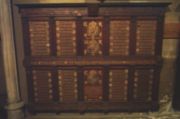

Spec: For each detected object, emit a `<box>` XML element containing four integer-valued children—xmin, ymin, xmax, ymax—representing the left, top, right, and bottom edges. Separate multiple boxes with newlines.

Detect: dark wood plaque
<box><xmin>29</xmin><ymin>21</ymin><xmax>50</xmax><ymax>56</ymax></box>
<box><xmin>58</xmin><ymin>70</ymin><xmax>78</xmax><ymax>102</ymax></box>
<box><xmin>136</xmin><ymin>19</ymin><xmax>157</xmax><ymax>55</ymax></box>
<box><xmin>109</xmin><ymin>69</ymin><xmax>129</xmax><ymax>102</ymax></box>
<box><xmin>110</xmin><ymin>20</ymin><xmax>130</xmax><ymax>56</ymax></box>
<box><xmin>133</xmin><ymin>68</ymin><xmax>154</xmax><ymax>102</ymax></box>
<box><xmin>56</xmin><ymin>20</ymin><xmax>77</xmax><ymax>56</ymax></box>
<box><xmin>31</xmin><ymin>70</ymin><xmax>53</xmax><ymax>103</ymax></box>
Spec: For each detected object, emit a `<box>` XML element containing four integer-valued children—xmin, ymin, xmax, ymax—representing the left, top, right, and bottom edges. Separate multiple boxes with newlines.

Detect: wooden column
<box><xmin>0</xmin><ymin>0</ymin><xmax>24</xmax><ymax>119</ymax></box>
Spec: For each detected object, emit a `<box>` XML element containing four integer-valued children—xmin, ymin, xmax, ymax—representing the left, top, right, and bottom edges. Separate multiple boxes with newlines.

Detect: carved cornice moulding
<box><xmin>15</xmin><ymin>0</ymin><xmax>86</xmax><ymax>4</ymax></box>
<box><xmin>87</xmin><ymin>0</ymin><xmax>171</xmax><ymax>3</ymax></box>
<box><xmin>15</xmin><ymin>0</ymin><xmax>171</xmax><ymax>4</ymax></box>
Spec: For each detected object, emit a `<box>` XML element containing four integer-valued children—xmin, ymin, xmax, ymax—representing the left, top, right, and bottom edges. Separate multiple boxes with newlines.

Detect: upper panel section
<box><xmin>19</xmin><ymin>2</ymin><xmax>169</xmax><ymax>60</ymax></box>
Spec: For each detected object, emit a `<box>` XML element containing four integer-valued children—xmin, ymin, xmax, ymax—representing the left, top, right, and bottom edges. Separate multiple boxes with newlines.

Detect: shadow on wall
<box><xmin>0</xmin><ymin>106</ymin><xmax>6</xmax><ymax>119</ymax></box>
<box><xmin>173</xmin><ymin>38</ymin><xmax>180</xmax><ymax>110</ymax></box>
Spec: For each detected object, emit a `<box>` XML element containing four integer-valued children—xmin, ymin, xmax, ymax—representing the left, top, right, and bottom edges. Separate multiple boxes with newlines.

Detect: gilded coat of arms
<box><xmin>84</xmin><ymin>21</ymin><xmax>102</xmax><ymax>56</ymax></box>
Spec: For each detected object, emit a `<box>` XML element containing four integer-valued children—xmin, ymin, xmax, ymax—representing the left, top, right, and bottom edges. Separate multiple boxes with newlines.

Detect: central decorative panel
<box><xmin>83</xmin><ymin>20</ymin><xmax>103</xmax><ymax>56</ymax></box>
<box><xmin>84</xmin><ymin>69</ymin><xmax>103</xmax><ymax>101</ymax></box>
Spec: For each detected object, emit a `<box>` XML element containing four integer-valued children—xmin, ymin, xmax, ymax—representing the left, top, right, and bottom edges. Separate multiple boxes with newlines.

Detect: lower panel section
<box><xmin>27</xmin><ymin>65</ymin><xmax>159</xmax><ymax>113</ymax></box>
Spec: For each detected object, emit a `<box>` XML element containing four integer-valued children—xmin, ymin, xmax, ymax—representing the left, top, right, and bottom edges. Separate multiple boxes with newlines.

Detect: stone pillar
<box><xmin>159</xmin><ymin>0</ymin><xmax>180</xmax><ymax>113</ymax></box>
<box><xmin>0</xmin><ymin>0</ymin><xmax>24</xmax><ymax>119</ymax></box>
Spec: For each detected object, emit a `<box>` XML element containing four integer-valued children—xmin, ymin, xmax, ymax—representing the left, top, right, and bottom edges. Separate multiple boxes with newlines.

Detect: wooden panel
<box><xmin>84</xmin><ymin>69</ymin><xmax>103</xmax><ymax>101</ymax></box>
<box><xmin>32</xmin><ymin>70</ymin><xmax>53</xmax><ymax>103</ymax></box>
<box><xmin>58</xmin><ymin>70</ymin><xmax>78</xmax><ymax>102</ymax></box>
<box><xmin>29</xmin><ymin>21</ymin><xmax>50</xmax><ymax>56</ymax></box>
<box><xmin>109</xmin><ymin>69</ymin><xmax>128</xmax><ymax>102</ymax></box>
<box><xmin>83</xmin><ymin>20</ymin><xmax>103</xmax><ymax>56</ymax></box>
<box><xmin>19</xmin><ymin>3</ymin><xmax>168</xmax><ymax>112</ymax></box>
<box><xmin>136</xmin><ymin>20</ymin><xmax>157</xmax><ymax>55</ymax></box>
<box><xmin>56</xmin><ymin>20</ymin><xmax>77</xmax><ymax>56</ymax></box>
<box><xmin>109</xmin><ymin>20</ymin><xmax>130</xmax><ymax>56</ymax></box>
<box><xmin>133</xmin><ymin>69</ymin><xmax>154</xmax><ymax>102</ymax></box>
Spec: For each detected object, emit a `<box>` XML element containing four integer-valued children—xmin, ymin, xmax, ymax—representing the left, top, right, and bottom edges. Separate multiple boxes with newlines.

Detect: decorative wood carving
<box><xmin>83</xmin><ymin>20</ymin><xmax>103</xmax><ymax>56</ymax></box>
<box><xmin>84</xmin><ymin>69</ymin><xmax>103</xmax><ymax>101</ymax></box>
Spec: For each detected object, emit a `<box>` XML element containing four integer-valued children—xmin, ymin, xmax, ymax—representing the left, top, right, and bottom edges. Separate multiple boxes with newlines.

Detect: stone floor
<box><xmin>23</xmin><ymin>100</ymin><xmax>180</xmax><ymax>119</ymax></box>
<box><xmin>26</xmin><ymin>112</ymin><xmax>180</xmax><ymax>119</ymax></box>
<box><xmin>26</xmin><ymin>99</ymin><xmax>180</xmax><ymax>119</ymax></box>
<box><xmin>1</xmin><ymin>101</ymin><xmax>180</xmax><ymax>119</ymax></box>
